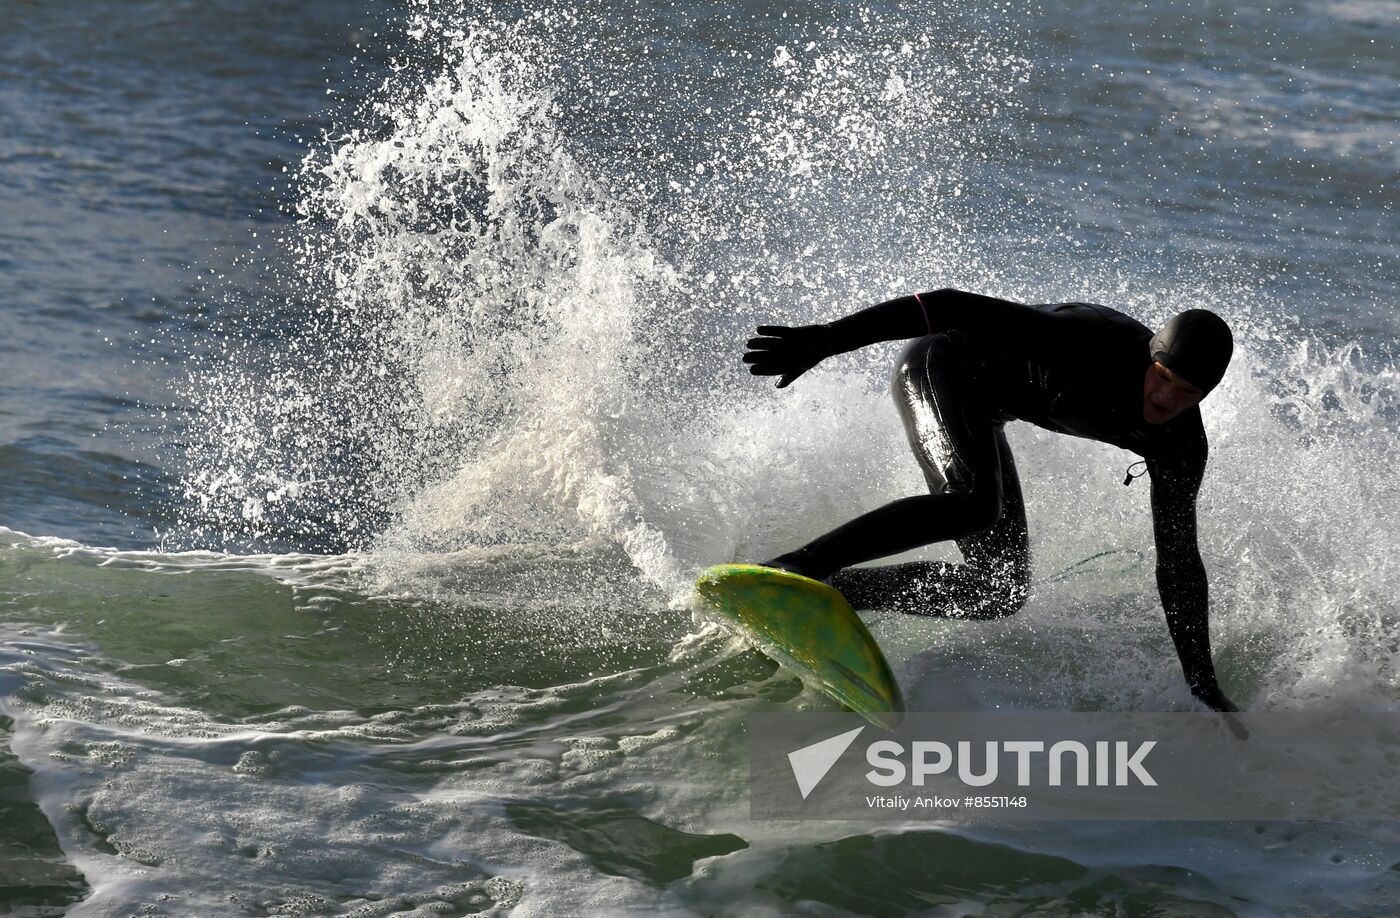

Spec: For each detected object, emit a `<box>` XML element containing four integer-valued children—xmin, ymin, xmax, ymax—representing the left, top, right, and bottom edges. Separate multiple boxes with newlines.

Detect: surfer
<box><xmin>744</xmin><ymin>288</ymin><xmax>1240</xmax><ymax>714</ymax></box>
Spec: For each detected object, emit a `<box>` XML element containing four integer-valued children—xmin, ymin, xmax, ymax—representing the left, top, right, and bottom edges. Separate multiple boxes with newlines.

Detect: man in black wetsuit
<box><xmin>743</xmin><ymin>288</ymin><xmax>1239</xmax><ymax>714</ymax></box>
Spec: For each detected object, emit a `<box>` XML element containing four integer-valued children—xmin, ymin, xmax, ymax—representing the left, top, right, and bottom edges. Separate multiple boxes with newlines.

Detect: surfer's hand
<box><xmin>1194</xmin><ymin>685</ymin><xmax>1237</xmax><ymax>713</ymax></box>
<box><xmin>1196</xmin><ymin>688</ymin><xmax>1249</xmax><ymax>739</ymax></box>
<box><xmin>1220</xmin><ymin>712</ymin><xmax>1249</xmax><ymax>740</ymax></box>
<box><xmin>743</xmin><ymin>324</ymin><xmax>835</xmax><ymax>388</ymax></box>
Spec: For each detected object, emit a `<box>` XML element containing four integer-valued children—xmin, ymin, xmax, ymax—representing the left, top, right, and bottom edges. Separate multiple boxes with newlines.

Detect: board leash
<box><xmin>1035</xmin><ymin>548</ymin><xmax>1146</xmax><ymax>585</ymax></box>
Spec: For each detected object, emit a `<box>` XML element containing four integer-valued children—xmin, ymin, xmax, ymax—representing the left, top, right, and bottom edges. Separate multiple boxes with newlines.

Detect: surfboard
<box><xmin>693</xmin><ymin>563</ymin><xmax>904</xmax><ymax>728</ymax></box>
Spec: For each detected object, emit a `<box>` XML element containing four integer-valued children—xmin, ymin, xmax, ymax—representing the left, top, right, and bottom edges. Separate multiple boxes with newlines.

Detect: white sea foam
<box><xmin>171</xmin><ymin>1</ymin><xmax>1033</xmax><ymax>592</ymax></box>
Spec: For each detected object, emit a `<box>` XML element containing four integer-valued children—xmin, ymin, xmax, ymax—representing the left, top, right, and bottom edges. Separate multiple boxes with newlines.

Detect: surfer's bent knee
<box><xmin>940</xmin><ymin>478</ymin><xmax>1004</xmax><ymax>534</ymax></box>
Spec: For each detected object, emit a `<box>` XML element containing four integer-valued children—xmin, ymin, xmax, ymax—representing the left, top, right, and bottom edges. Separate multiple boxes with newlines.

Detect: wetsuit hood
<box><xmin>1149</xmin><ymin>309</ymin><xmax>1233</xmax><ymax>394</ymax></box>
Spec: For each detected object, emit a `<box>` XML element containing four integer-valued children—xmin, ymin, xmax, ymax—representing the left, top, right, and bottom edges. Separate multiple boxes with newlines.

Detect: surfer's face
<box><xmin>1142</xmin><ymin>361</ymin><xmax>1204</xmax><ymax>425</ymax></box>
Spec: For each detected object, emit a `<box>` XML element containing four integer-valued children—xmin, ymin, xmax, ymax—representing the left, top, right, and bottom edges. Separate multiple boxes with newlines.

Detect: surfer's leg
<box><xmin>767</xmin><ymin>333</ymin><xmax>1008</xmax><ymax>583</ymax></box>
<box><xmin>832</xmin><ymin>426</ymin><xmax>1031</xmax><ymax>618</ymax></box>
<box><xmin>952</xmin><ymin>425</ymin><xmax>1031</xmax><ymax>615</ymax></box>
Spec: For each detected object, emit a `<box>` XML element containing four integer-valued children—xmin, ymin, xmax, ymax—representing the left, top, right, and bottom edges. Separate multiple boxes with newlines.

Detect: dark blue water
<box><xmin>0</xmin><ymin>0</ymin><xmax>395</xmax><ymax>544</ymax></box>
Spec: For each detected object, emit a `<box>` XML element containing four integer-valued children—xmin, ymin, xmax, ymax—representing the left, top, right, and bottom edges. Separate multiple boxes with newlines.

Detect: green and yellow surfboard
<box><xmin>693</xmin><ymin>563</ymin><xmax>904</xmax><ymax>728</ymax></box>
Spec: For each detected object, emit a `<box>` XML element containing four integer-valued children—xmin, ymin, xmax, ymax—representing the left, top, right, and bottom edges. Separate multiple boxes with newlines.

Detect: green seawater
<box><xmin>6</xmin><ymin>532</ymin><xmax>1400</xmax><ymax>916</ymax></box>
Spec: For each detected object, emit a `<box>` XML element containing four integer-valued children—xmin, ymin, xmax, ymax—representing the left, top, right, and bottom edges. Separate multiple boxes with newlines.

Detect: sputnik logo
<box><xmin>787</xmin><ymin>726</ymin><xmax>865</xmax><ymax>799</ymax></box>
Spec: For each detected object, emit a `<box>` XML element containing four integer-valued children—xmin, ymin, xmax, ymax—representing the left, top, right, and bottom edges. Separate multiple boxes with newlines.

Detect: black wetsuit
<box><xmin>765</xmin><ymin>288</ymin><xmax>1223</xmax><ymax>705</ymax></box>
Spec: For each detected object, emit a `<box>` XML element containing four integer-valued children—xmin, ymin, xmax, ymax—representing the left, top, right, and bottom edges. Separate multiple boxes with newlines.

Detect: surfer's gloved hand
<box><xmin>1193</xmin><ymin>685</ymin><xmax>1248</xmax><ymax>738</ymax></box>
<box><xmin>1196</xmin><ymin>688</ymin><xmax>1238</xmax><ymax>713</ymax></box>
<box><xmin>743</xmin><ymin>323</ymin><xmax>838</xmax><ymax>388</ymax></box>
<box><xmin>1188</xmin><ymin>674</ymin><xmax>1237</xmax><ymax>714</ymax></box>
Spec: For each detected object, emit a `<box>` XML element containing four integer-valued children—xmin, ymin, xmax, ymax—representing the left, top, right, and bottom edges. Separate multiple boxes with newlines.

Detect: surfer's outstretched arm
<box><xmin>1148</xmin><ymin>447</ymin><xmax>1236</xmax><ymax>713</ymax></box>
<box><xmin>744</xmin><ymin>288</ymin><xmax>1042</xmax><ymax>387</ymax></box>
